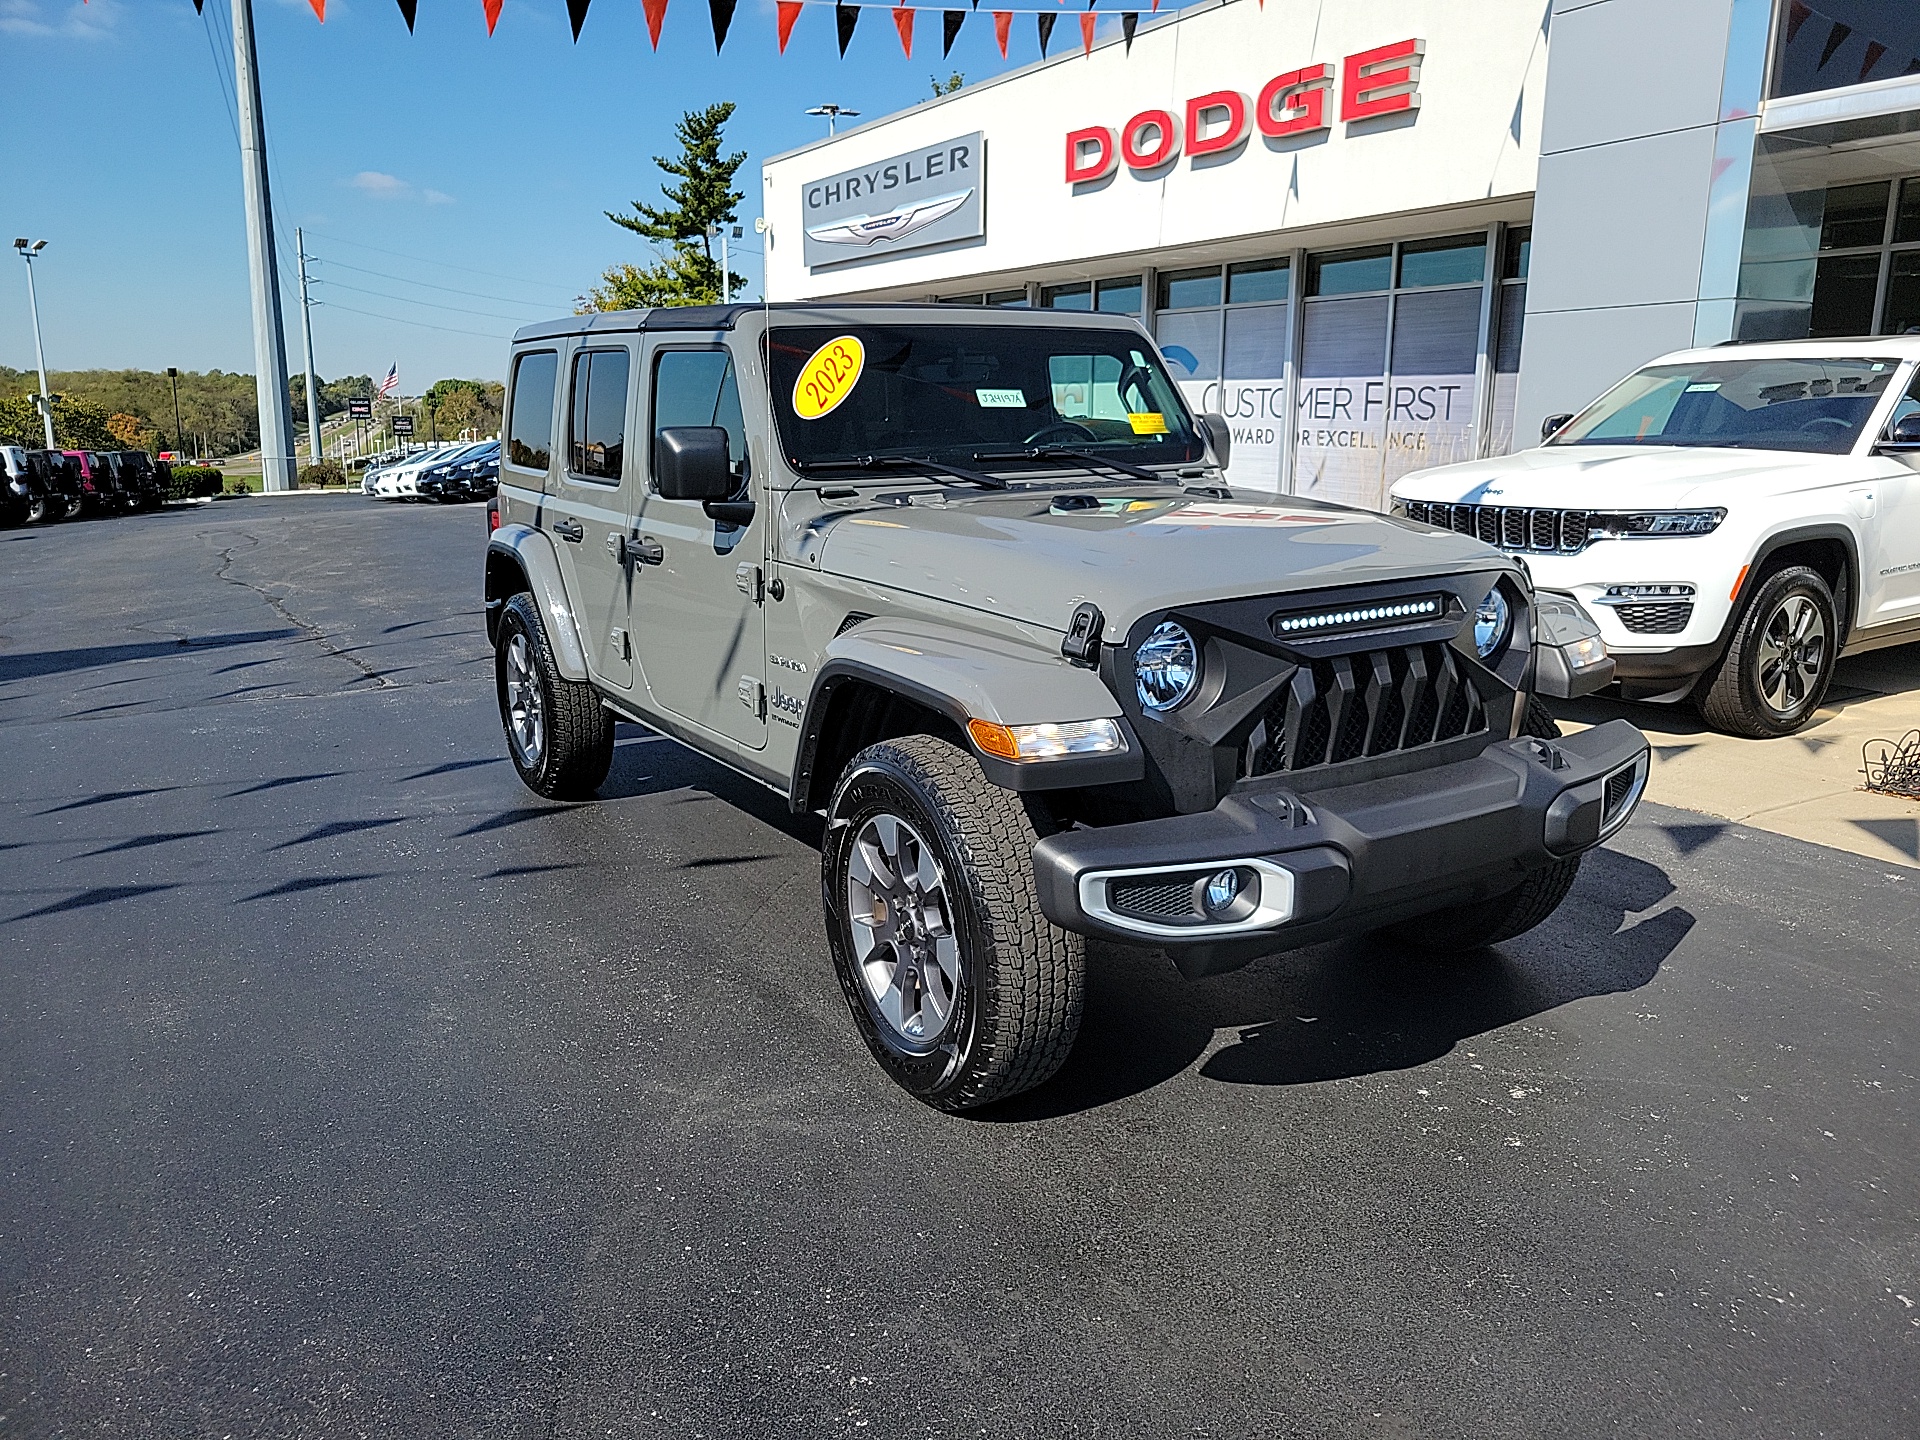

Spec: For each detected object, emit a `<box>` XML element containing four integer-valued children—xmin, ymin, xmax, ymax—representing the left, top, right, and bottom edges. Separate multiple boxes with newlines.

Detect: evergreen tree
<box><xmin>593</xmin><ymin>102</ymin><xmax>747</xmax><ymax>309</ymax></box>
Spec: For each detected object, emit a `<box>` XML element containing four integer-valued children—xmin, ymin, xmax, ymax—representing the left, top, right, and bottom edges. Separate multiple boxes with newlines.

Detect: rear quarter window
<box><xmin>507</xmin><ymin>350</ymin><xmax>559</xmax><ymax>473</ymax></box>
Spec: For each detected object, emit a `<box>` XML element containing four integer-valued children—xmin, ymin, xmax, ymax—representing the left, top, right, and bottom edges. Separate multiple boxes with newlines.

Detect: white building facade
<box><xmin>762</xmin><ymin>0</ymin><xmax>1920</xmax><ymax>507</ymax></box>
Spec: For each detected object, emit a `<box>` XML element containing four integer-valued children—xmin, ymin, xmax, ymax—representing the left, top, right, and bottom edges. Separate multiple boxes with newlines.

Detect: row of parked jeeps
<box><xmin>0</xmin><ymin>445</ymin><xmax>212</xmax><ymax>526</ymax></box>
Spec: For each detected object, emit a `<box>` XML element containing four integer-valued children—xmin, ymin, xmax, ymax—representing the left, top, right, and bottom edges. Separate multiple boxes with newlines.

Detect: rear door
<box><xmin>550</xmin><ymin>340</ymin><xmax>639</xmax><ymax>690</ymax></box>
<box><xmin>630</xmin><ymin>339</ymin><xmax>768</xmax><ymax>751</ymax></box>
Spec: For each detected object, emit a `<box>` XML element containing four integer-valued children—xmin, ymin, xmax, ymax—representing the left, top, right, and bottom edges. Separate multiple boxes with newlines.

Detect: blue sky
<box><xmin>0</xmin><ymin>0</ymin><xmax>1056</xmax><ymax>388</ymax></box>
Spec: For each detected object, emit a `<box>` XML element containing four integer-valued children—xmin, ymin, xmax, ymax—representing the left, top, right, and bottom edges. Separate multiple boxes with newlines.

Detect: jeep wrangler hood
<box><xmin>811</xmin><ymin>490</ymin><xmax>1509</xmax><ymax>636</ymax></box>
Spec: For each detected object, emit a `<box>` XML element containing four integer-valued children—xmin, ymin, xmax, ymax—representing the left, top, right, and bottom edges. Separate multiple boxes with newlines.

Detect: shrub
<box><xmin>165</xmin><ymin>465</ymin><xmax>224</xmax><ymax>500</ymax></box>
<box><xmin>297</xmin><ymin>460</ymin><xmax>347</xmax><ymax>489</ymax></box>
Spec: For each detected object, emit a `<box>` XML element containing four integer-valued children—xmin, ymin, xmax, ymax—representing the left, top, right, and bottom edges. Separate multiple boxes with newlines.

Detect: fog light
<box><xmin>1203</xmin><ymin>869</ymin><xmax>1240</xmax><ymax>913</ymax></box>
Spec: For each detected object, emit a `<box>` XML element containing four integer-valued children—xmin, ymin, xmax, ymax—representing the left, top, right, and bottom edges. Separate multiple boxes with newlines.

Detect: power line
<box><xmin>312</xmin><ymin>277</ymin><xmax>548</xmax><ymax>323</ymax></box>
<box><xmin>308</xmin><ymin>257</ymin><xmax>553</xmax><ymax>311</ymax></box>
<box><xmin>300</xmin><ymin>229</ymin><xmax>580</xmax><ymax>298</ymax></box>
<box><xmin>314</xmin><ymin>300</ymin><xmax>517</xmax><ymax>341</ymax></box>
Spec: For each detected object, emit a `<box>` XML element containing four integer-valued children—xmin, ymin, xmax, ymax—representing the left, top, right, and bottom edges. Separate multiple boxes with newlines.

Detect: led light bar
<box><xmin>1272</xmin><ymin>595</ymin><xmax>1442</xmax><ymax>635</ymax></box>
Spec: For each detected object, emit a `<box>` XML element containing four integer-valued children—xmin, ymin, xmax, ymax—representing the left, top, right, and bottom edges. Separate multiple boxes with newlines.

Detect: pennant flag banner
<box><xmin>892</xmin><ymin>2</ymin><xmax>914</xmax><ymax>57</ymax></box>
<box><xmin>308</xmin><ymin>0</ymin><xmax>326</xmax><ymax>20</ymax></box>
<box><xmin>709</xmin><ymin>0</ymin><xmax>737</xmax><ymax>47</ymax></box>
<box><xmin>641</xmin><ymin>0</ymin><xmax>668</xmax><ymax>45</ymax></box>
<box><xmin>396</xmin><ymin>0</ymin><xmax>417</xmax><ymax>31</ymax></box>
<box><xmin>993</xmin><ymin>8</ymin><xmax>1011</xmax><ymax>56</ymax></box>
<box><xmin>484</xmin><ymin>0</ymin><xmax>504</xmax><ymax>33</ymax></box>
<box><xmin>777</xmin><ymin>0</ymin><xmax>803</xmax><ymax>50</ymax></box>
<box><xmin>1036</xmin><ymin>9</ymin><xmax>1054</xmax><ymax>55</ymax></box>
<box><xmin>1078</xmin><ymin>4</ymin><xmax>1094</xmax><ymax>54</ymax></box>
<box><xmin>943</xmin><ymin>7</ymin><xmax>964</xmax><ymax>57</ymax></box>
<box><xmin>1121</xmin><ymin>9</ymin><xmax>1136</xmax><ymax>49</ymax></box>
<box><xmin>836</xmin><ymin>0</ymin><xmax>859</xmax><ymax>55</ymax></box>
<box><xmin>567</xmin><ymin>0</ymin><xmax>590</xmax><ymax>40</ymax></box>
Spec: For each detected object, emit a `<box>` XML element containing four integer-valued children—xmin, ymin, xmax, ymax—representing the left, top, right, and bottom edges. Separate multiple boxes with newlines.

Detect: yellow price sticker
<box><xmin>792</xmin><ymin>335</ymin><xmax>866</xmax><ymax>420</ymax></box>
<box><xmin>1128</xmin><ymin>412</ymin><xmax>1169</xmax><ymax>435</ymax></box>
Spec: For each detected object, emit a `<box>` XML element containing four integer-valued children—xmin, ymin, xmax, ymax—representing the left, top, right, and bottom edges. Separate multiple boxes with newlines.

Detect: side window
<box><xmin>506</xmin><ymin>350</ymin><xmax>558</xmax><ymax>471</ymax></box>
<box><xmin>1893</xmin><ymin>368</ymin><xmax>1920</xmax><ymax>429</ymax></box>
<box><xmin>567</xmin><ymin>348</ymin><xmax>631</xmax><ymax>482</ymax></box>
<box><xmin>651</xmin><ymin>349</ymin><xmax>748</xmax><ymax>488</ymax></box>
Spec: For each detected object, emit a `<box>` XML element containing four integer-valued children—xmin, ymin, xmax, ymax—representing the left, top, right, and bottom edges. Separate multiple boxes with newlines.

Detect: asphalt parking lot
<box><xmin>3</xmin><ymin>499</ymin><xmax>1916</xmax><ymax>1438</ymax></box>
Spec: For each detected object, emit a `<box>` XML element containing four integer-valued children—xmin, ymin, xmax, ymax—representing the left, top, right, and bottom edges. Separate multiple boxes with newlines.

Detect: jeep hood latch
<box><xmin>1061</xmin><ymin>602</ymin><xmax>1104</xmax><ymax>666</ymax></box>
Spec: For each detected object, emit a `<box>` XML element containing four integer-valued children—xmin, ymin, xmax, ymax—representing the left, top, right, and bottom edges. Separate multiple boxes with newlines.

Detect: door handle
<box><xmin>623</xmin><ymin>535</ymin><xmax>664</xmax><ymax>566</ymax></box>
<box><xmin>552</xmin><ymin>518</ymin><xmax>584</xmax><ymax>542</ymax></box>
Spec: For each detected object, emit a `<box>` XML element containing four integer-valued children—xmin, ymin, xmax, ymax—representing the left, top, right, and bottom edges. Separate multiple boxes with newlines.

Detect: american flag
<box><xmin>377</xmin><ymin>364</ymin><xmax>399</xmax><ymax>399</ymax></box>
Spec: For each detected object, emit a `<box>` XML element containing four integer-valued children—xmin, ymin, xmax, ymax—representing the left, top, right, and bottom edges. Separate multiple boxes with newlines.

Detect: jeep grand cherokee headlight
<box><xmin>1473</xmin><ymin>587</ymin><xmax>1513</xmax><ymax>658</ymax></box>
<box><xmin>1136</xmin><ymin>621</ymin><xmax>1199</xmax><ymax>711</ymax></box>
<box><xmin>1590</xmin><ymin>509</ymin><xmax>1726</xmax><ymax>538</ymax></box>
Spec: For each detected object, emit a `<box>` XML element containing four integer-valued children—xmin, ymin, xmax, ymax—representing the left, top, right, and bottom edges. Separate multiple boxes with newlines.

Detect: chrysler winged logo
<box><xmin>806</xmin><ymin>189</ymin><xmax>974</xmax><ymax>248</ymax></box>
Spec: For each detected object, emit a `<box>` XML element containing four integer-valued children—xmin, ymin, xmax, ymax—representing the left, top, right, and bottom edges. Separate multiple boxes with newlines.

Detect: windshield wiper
<box><xmin>798</xmin><ymin>454</ymin><xmax>1008</xmax><ymax>490</ymax></box>
<box><xmin>970</xmin><ymin>446</ymin><xmax>1168</xmax><ymax>484</ymax></box>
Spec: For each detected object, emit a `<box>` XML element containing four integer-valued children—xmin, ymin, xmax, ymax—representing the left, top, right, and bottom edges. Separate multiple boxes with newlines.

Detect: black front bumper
<box><xmin>1031</xmin><ymin>719</ymin><xmax>1649</xmax><ymax>976</ymax></box>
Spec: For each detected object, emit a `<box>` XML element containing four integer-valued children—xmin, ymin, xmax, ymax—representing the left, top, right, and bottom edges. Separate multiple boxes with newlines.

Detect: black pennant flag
<box><xmin>567</xmin><ymin>0</ymin><xmax>592</xmax><ymax>40</ymax></box>
<box><xmin>395</xmin><ymin>0</ymin><xmax>417</xmax><ymax>30</ymax></box>
<box><xmin>1818</xmin><ymin>21</ymin><xmax>1852</xmax><ymax>70</ymax></box>
<box><xmin>943</xmin><ymin>9</ymin><xmax>964</xmax><ymax>56</ymax></box>
<box><xmin>1036</xmin><ymin>10</ymin><xmax>1055</xmax><ymax>56</ymax></box>
<box><xmin>193</xmin><ymin>0</ymin><xmax>204</xmax><ymax>11</ymax></box>
<box><xmin>836</xmin><ymin>1</ymin><xmax>859</xmax><ymax>55</ymax></box>
<box><xmin>1121</xmin><ymin>10</ymin><xmax>1137</xmax><ymax>51</ymax></box>
<box><xmin>710</xmin><ymin>0</ymin><xmax>738</xmax><ymax>50</ymax></box>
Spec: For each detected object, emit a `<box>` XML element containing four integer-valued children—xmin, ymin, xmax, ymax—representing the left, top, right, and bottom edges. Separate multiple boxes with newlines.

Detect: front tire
<box><xmin>1696</xmin><ymin>565</ymin><xmax>1837</xmax><ymax>738</ymax></box>
<box><xmin>822</xmin><ymin>735</ymin><xmax>1084</xmax><ymax>1112</ymax></box>
<box><xmin>494</xmin><ymin>592</ymin><xmax>613</xmax><ymax>800</ymax></box>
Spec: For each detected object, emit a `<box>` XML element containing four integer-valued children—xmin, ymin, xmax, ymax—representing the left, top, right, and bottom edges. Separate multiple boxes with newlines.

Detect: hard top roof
<box><xmin>510</xmin><ymin>301</ymin><xmax>1148</xmax><ymax>345</ymax></box>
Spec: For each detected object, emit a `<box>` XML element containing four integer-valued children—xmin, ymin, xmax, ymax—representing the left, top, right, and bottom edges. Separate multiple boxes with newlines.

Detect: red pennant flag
<box><xmin>1079</xmin><ymin>7</ymin><xmax>1094</xmax><ymax>54</ymax></box>
<box><xmin>483</xmin><ymin>0</ymin><xmax>503</xmax><ymax>33</ymax></box>
<box><xmin>642</xmin><ymin>0</ymin><xmax>667</xmax><ymax>47</ymax></box>
<box><xmin>308</xmin><ymin>0</ymin><xmax>326</xmax><ymax>20</ymax></box>
<box><xmin>893</xmin><ymin>3</ymin><xmax>913</xmax><ymax>57</ymax></box>
<box><xmin>1150</xmin><ymin>0</ymin><xmax>1159</xmax><ymax>11</ymax></box>
<box><xmin>777</xmin><ymin>0</ymin><xmax>802</xmax><ymax>51</ymax></box>
<box><xmin>993</xmin><ymin>9</ymin><xmax>1010</xmax><ymax>57</ymax></box>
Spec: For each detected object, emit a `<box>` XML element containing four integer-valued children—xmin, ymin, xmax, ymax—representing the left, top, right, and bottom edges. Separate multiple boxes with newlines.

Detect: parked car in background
<box><xmin>378</xmin><ymin>441</ymin><xmax>490</xmax><ymax>500</ymax></box>
<box><xmin>106</xmin><ymin>451</ymin><xmax>168</xmax><ymax>511</ymax></box>
<box><xmin>418</xmin><ymin>440</ymin><xmax>500</xmax><ymax>503</ymax></box>
<box><xmin>1</xmin><ymin>445</ymin><xmax>39</xmax><ymax>526</ymax></box>
<box><xmin>62</xmin><ymin>451</ymin><xmax>121</xmax><ymax>517</ymax></box>
<box><xmin>1391</xmin><ymin>338</ymin><xmax>1920</xmax><ymax>737</ymax></box>
<box><xmin>29</xmin><ymin>450</ymin><xmax>86</xmax><ymax>521</ymax></box>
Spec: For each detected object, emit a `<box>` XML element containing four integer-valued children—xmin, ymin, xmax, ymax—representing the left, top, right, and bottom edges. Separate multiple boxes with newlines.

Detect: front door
<box><xmin>550</xmin><ymin>339</ymin><xmax>637</xmax><ymax>689</ymax></box>
<box><xmin>1858</xmin><ymin>368</ymin><xmax>1920</xmax><ymax>633</ymax></box>
<box><xmin>630</xmin><ymin>340</ymin><xmax>768</xmax><ymax>751</ymax></box>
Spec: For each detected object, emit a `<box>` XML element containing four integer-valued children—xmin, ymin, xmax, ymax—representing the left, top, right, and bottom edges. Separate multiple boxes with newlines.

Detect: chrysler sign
<box><xmin>802</xmin><ymin>132</ymin><xmax>985</xmax><ymax>269</ymax></box>
<box><xmin>1066</xmin><ymin>39</ymin><xmax>1424</xmax><ymax>185</ymax></box>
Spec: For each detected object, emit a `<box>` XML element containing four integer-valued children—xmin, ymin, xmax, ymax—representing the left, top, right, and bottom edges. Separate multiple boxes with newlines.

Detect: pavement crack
<box><xmin>212</xmin><ymin>534</ymin><xmax>395</xmax><ymax>690</ymax></box>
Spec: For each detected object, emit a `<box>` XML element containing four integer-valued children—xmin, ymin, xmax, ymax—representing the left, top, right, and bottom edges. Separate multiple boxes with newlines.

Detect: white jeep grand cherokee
<box><xmin>1391</xmin><ymin>339</ymin><xmax>1920</xmax><ymax>737</ymax></box>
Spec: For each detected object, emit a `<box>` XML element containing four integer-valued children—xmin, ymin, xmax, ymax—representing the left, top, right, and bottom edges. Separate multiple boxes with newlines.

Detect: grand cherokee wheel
<box><xmin>1379</xmin><ymin>695</ymin><xmax>1582</xmax><ymax>954</ymax></box>
<box><xmin>494</xmin><ymin>591</ymin><xmax>614</xmax><ymax>800</ymax></box>
<box><xmin>822</xmin><ymin>735</ymin><xmax>1084</xmax><ymax>1111</ymax></box>
<box><xmin>1696</xmin><ymin>565</ymin><xmax>1837</xmax><ymax>738</ymax></box>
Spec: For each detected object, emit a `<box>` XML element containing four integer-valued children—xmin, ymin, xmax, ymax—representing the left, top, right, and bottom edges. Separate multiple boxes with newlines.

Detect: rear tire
<box><xmin>1696</xmin><ymin>565</ymin><xmax>1837</xmax><ymax>738</ymax></box>
<box><xmin>1379</xmin><ymin>691</ymin><xmax>1580</xmax><ymax>954</ymax></box>
<box><xmin>494</xmin><ymin>592</ymin><xmax>613</xmax><ymax>800</ymax></box>
<box><xmin>822</xmin><ymin>735</ymin><xmax>1084</xmax><ymax>1111</ymax></box>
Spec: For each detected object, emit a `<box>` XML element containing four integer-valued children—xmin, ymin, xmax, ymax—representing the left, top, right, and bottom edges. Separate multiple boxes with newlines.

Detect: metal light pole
<box><xmin>805</xmin><ymin>103</ymin><xmax>859</xmax><ymax>136</ymax></box>
<box><xmin>295</xmin><ymin>227</ymin><xmax>321</xmax><ymax>466</ymax></box>
<box><xmin>230</xmin><ymin>0</ymin><xmax>296</xmax><ymax>492</ymax></box>
<box><xmin>705</xmin><ymin>222</ymin><xmax>744</xmax><ymax>304</ymax></box>
<box><xmin>13</xmin><ymin>239</ymin><xmax>56</xmax><ymax>450</ymax></box>
<box><xmin>167</xmin><ymin>367</ymin><xmax>183</xmax><ymax>457</ymax></box>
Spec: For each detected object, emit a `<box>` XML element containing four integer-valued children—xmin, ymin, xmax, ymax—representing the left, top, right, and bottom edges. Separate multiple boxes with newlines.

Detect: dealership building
<box><xmin>762</xmin><ymin>0</ymin><xmax>1920</xmax><ymax>506</ymax></box>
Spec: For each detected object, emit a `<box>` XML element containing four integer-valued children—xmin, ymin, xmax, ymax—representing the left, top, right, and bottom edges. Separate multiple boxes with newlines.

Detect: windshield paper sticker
<box><xmin>1128</xmin><ymin>412</ymin><xmax>1169</xmax><ymax>434</ymax></box>
<box><xmin>793</xmin><ymin>336</ymin><xmax>866</xmax><ymax>420</ymax></box>
<box><xmin>975</xmin><ymin>388</ymin><xmax>1026</xmax><ymax>408</ymax></box>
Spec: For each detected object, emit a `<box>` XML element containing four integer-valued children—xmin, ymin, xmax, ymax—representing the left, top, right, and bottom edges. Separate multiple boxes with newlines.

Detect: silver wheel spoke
<box><xmin>842</xmin><ymin>810</ymin><xmax>961</xmax><ymax>1046</ymax></box>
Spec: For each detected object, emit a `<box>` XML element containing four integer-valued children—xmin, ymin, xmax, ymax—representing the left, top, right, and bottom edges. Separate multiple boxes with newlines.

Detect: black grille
<box><xmin>1603</xmin><ymin>764</ymin><xmax>1640</xmax><ymax>823</ymax></box>
<box><xmin>1614</xmin><ymin>601</ymin><xmax>1692</xmax><ymax>634</ymax></box>
<box><xmin>1109</xmin><ymin>878</ymin><xmax>1198</xmax><ymax>922</ymax></box>
<box><xmin>1244</xmin><ymin>642</ymin><xmax>1489</xmax><ymax>777</ymax></box>
<box><xmin>1404</xmin><ymin>500</ymin><xmax>1593</xmax><ymax>554</ymax></box>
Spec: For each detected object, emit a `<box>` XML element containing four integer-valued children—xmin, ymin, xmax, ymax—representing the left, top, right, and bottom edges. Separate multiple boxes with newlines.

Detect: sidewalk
<box><xmin>1555</xmin><ymin>644</ymin><xmax>1920</xmax><ymax>871</ymax></box>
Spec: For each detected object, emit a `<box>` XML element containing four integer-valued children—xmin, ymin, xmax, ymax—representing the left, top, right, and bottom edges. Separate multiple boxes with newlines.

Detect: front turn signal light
<box><xmin>968</xmin><ymin>717</ymin><xmax>1124</xmax><ymax>762</ymax></box>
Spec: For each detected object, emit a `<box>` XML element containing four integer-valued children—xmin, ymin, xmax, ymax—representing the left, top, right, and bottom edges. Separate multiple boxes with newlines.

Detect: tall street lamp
<box><xmin>805</xmin><ymin>103</ymin><xmax>859</xmax><ymax>137</ymax></box>
<box><xmin>13</xmin><ymin>239</ymin><xmax>56</xmax><ymax>450</ymax></box>
<box><xmin>167</xmin><ymin>367</ymin><xmax>183</xmax><ymax>459</ymax></box>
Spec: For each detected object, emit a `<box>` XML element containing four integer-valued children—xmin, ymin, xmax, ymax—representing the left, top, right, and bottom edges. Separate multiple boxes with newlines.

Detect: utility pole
<box><xmin>230</xmin><ymin>0</ymin><xmax>296</xmax><ymax>492</ymax></box>
<box><xmin>13</xmin><ymin>239</ymin><xmax>56</xmax><ymax>450</ymax></box>
<box><xmin>167</xmin><ymin>367</ymin><xmax>183</xmax><ymax>457</ymax></box>
<box><xmin>295</xmin><ymin>227</ymin><xmax>321</xmax><ymax>466</ymax></box>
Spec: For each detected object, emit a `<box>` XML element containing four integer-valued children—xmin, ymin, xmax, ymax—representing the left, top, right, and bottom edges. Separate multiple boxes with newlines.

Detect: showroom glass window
<box><xmin>506</xmin><ymin>350</ymin><xmax>558</xmax><ymax>472</ymax></box>
<box><xmin>1040</xmin><ymin>277</ymin><xmax>1141</xmax><ymax>314</ymax></box>
<box><xmin>567</xmin><ymin>349</ymin><xmax>631</xmax><ymax>481</ymax></box>
<box><xmin>1770</xmin><ymin>1</ymin><xmax>1920</xmax><ymax>99</ymax></box>
<box><xmin>1490</xmin><ymin>228</ymin><xmax>1530</xmax><ymax>453</ymax></box>
<box><xmin>1801</xmin><ymin>178</ymin><xmax>1920</xmax><ymax>338</ymax></box>
<box><xmin>1150</xmin><ymin>259</ymin><xmax>1293</xmax><ymax>491</ymax></box>
<box><xmin>1298</xmin><ymin>233</ymin><xmax>1488</xmax><ymax>512</ymax></box>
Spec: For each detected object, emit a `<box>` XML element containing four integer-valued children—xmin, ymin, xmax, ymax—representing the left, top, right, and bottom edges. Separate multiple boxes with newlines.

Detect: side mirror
<box><xmin>654</xmin><ymin>426</ymin><xmax>733</xmax><ymax>501</ymax></box>
<box><xmin>1198</xmin><ymin>412</ymin><xmax>1232</xmax><ymax>469</ymax></box>
<box><xmin>1876</xmin><ymin>411</ymin><xmax>1920</xmax><ymax>450</ymax></box>
<box><xmin>1541</xmin><ymin>412</ymin><xmax>1574</xmax><ymax>442</ymax></box>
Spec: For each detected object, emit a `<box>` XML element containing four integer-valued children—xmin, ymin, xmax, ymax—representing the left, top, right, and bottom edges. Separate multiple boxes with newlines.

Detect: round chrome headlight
<box><xmin>1472</xmin><ymin>586</ymin><xmax>1513</xmax><ymax>658</ymax></box>
<box><xmin>1135</xmin><ymin>621</ymin><xmax>1199</xmax><ymax>711</ymax></box>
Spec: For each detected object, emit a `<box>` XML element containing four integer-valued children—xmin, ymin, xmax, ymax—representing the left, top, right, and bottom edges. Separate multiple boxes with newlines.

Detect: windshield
<box><xmin>1551</xmin><ymin>357</ymin><xmax>1902</xmax><ymax>455</ymax></box>
<box><xmin>766</xmin><ymin>324</ymin><xmax>1204</xmax><ymax>472</ymax></box>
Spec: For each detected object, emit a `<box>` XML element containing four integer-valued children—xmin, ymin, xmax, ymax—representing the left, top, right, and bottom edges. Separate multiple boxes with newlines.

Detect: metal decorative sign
<box><xmin>392</xmin><ymin>415</ymin><xmax>415</xmax><ymax>437</ymax></box>
<box><xmin>801</xmin><ymin>132</ymin><xmax>985</xmax><ymax>270</ymax></box>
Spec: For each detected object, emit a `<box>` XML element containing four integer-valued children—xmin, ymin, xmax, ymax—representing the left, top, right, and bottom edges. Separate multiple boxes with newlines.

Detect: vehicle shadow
<box><xmin>985</xmin><ymin>845</ymin><xmax>1690</xmax><ymax>1120</ymax></box>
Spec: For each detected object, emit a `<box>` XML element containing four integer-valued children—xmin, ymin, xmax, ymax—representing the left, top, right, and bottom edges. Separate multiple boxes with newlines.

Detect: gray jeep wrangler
<box><xmin>484</xmin><ymin>303</ymin><xmax>1647</xmax><ymax>1111</ymax></box>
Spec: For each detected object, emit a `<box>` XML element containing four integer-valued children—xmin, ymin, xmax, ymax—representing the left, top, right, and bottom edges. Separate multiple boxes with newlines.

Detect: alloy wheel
<box><xmin>1755</xmin><ymin>593</ymin><xmax>1827</xmax><ymax>715</ymax></box>
<box><xmin>844</xmin><ymin>812</ymin><xmax>962</xmax><ymax>1046</ymax></box>
<box><xmin>503</xmin><ymin>631</ymin><xmax>546</xmax><ymax>768</ymax></box>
